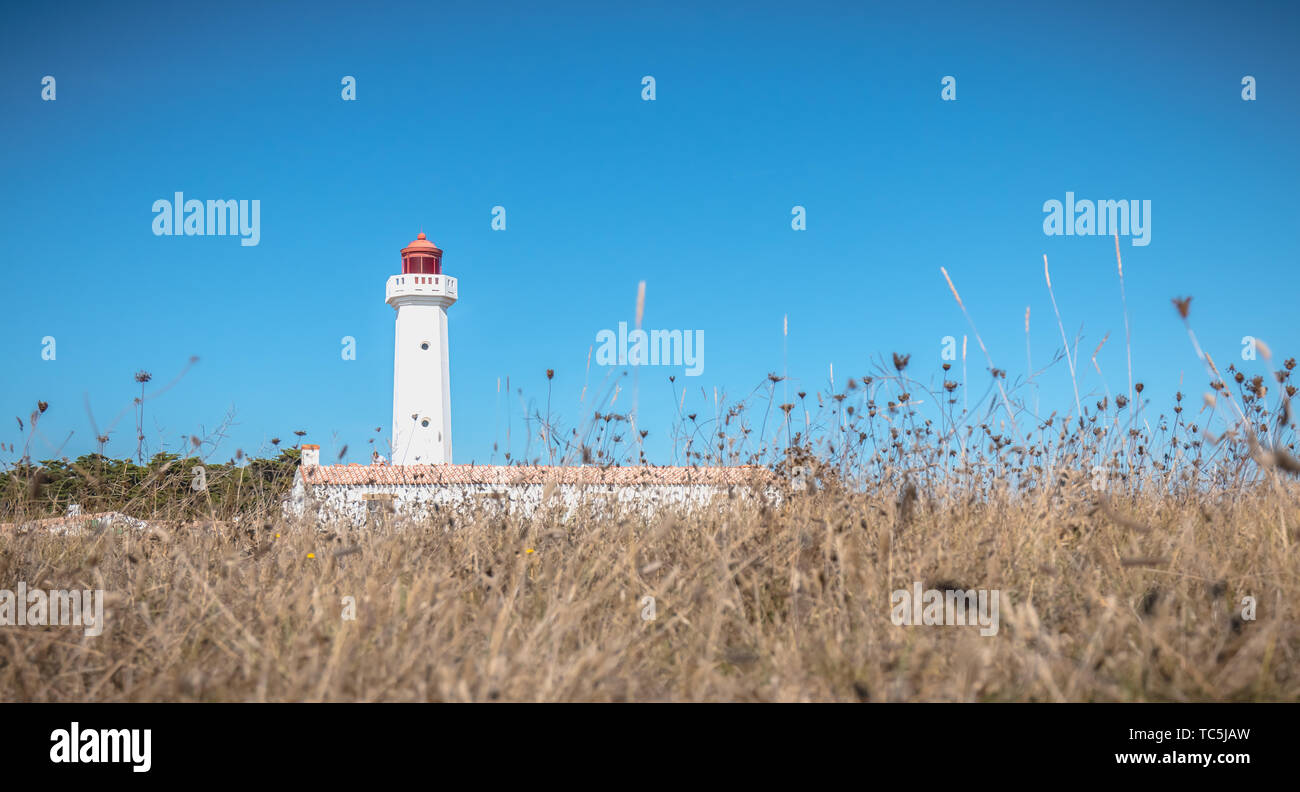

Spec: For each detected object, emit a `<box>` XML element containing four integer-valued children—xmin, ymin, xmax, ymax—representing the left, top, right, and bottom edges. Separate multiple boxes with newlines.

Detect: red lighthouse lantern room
<box><xmin>401</xmin><ymin>232</ymin><xmax>443</xmax><ymax>275</ymax></box>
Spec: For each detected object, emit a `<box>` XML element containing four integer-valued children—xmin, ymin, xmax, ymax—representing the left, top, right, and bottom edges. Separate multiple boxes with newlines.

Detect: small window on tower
<box><xmin>420</xmin><ymin>342</ymin><xmax>429</xmax><ymax>350</ymax></box>
<box><xmin>421</xmin><ymin>419</ymin><xmax>430</xmax><ymax>428</ymax></box>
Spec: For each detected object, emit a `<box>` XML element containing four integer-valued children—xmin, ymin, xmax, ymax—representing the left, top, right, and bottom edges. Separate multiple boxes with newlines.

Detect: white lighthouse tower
<box><xmin>387</xmin><ymin>232</ymin><xmax>458</xmax><ymax>464</ymax></box>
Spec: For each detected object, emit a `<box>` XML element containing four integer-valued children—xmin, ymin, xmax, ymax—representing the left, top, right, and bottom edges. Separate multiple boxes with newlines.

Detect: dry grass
<box><xmin>1</xmin><ymin>471</ymin><xmax>1297</xmax><ymax>701</ymax></box>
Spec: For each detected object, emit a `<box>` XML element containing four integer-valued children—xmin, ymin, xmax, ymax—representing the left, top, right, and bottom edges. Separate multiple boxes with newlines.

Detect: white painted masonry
<box><xmin>387</xmin><ymin>236</ymin><xmax>457</xmax><ymax>464</ymax></box>
<box><xmin>285</xmin><ymin>464</ymin><xmax>779</xmax><ymax>526</ymax></box>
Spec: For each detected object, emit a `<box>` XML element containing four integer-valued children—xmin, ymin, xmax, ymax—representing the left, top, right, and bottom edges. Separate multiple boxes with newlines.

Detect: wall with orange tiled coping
<box><xmin>283</xmin><ymin>465</ymin><xmax>782</xmax><ymax>527</ymax></box>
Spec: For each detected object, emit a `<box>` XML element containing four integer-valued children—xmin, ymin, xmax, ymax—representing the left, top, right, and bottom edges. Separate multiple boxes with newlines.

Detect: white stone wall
<box><xmin>284</xmin><ymin>471</ymin><xmax>780</xmax><ymax>528</ymax></box>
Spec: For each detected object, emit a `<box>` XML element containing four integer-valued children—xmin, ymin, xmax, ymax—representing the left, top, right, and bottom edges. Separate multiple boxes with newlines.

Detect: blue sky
<box><xmin>2</xmin><ymin>0</ymin><xmax>1297</xmax><ymax>466</ymax></box>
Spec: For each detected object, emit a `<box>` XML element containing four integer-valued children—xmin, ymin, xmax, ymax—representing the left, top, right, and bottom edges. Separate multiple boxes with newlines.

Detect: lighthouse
<box><xmin>283</xmin><ymin>228</ymin><xmax>779</xmax><ymax>526</ymax></box>
<box><xmin>387</xmin><ymin>232</ymin><xmax>458</xmax><ymax>464</ymax></box>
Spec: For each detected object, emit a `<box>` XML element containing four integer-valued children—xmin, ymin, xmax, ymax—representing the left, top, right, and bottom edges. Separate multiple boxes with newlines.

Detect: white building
<box><xmin>285</xmin><ymin>462</ymin><xmax>777</xmax><ymax>526</ymax></box>
<box><xmin>286</xmin><ymin>232</ymin><xmax>778</xmax><ymax>526</ymax></box>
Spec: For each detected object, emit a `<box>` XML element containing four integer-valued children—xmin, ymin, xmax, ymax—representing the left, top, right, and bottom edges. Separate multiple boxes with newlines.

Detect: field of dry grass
<box><xmin>2</xmin><ymin>465</ymin><xmax>1297</xmax><ymax>701</ymax></box>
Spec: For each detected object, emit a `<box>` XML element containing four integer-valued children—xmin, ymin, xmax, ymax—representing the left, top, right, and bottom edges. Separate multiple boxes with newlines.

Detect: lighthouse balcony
<box><xmin>386</xmin><ymin>273</ymin><xmax>458</xmax><ymax>303</ymax></box>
